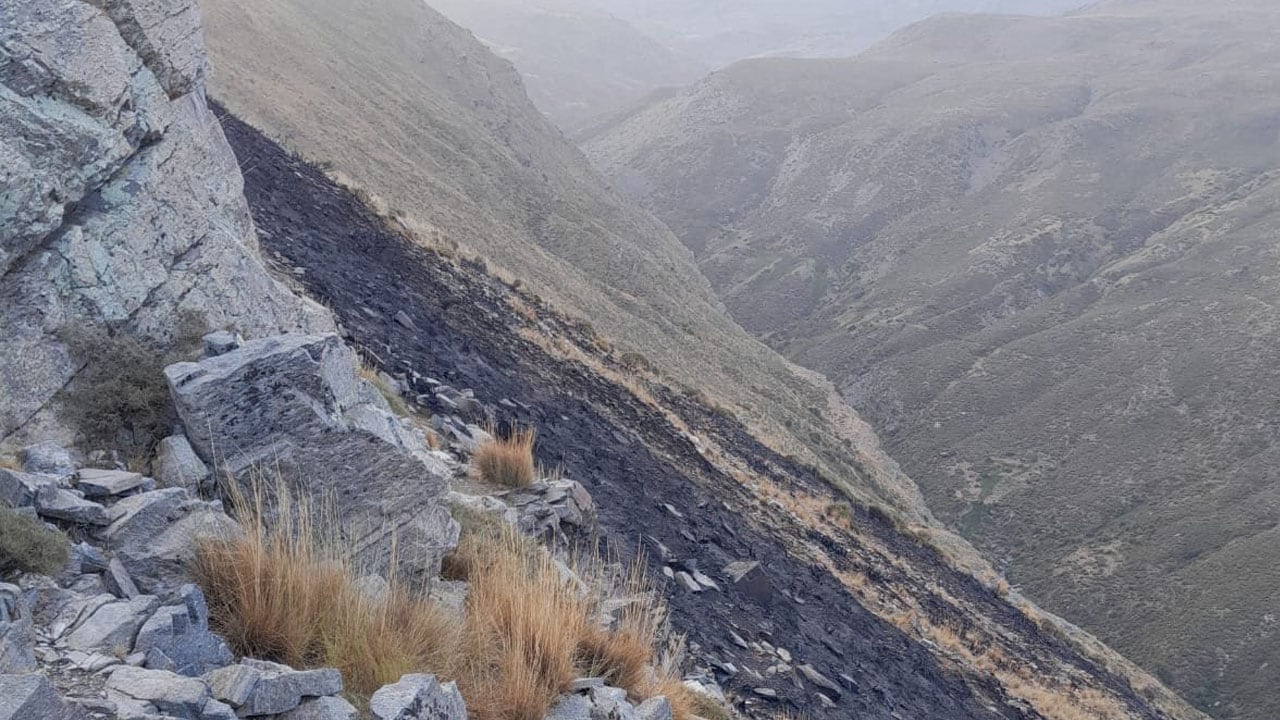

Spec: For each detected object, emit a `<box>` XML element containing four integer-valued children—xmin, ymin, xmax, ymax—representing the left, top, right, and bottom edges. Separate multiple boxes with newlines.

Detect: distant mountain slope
<box><xmin>582</xmin><ymin>0</ymin><xmax>1087</xmax><ymax>68</ymax></box>
<box><xmin>585</xmin><ymin>1</ymin><xmax>1280</xmax><ymax>717</ymax></box>
<box><xmin>429</xmin><ymin>0</ymin><xmax>705</xmax><ymax>132</ymax></box>
<box><xmin>219</xmin><ymin>104</ymin><xmax>1201</xmax><ymax>720</ymax></box>
<box><xmin>196</xmin><ymin>0</ymin><xmax>942</xmax><ymax>538</ymax></box>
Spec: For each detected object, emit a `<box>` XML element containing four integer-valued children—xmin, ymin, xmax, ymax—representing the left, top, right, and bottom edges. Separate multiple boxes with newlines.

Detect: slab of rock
<box><xmin>0</xmin><ymin>468</ymin><xmax>56</xmax><ymax>508</ymax></box>
<box><xmin>235</xmin><ymin>659</ymin><xmax>343</xmax><ymax>716</ymax></box>
<box><xmin>635</xmin><ymin>697</ymin><xmax>673</xmax><ymax>720</ymax></box>
<box><xmin>0</xmin><ymin>585</ymin><xmax>36</xmax><ymax>673</ymax></box>
<box><xmin>278</xmin><ymin>696</ymin><xmax>359</xmax><ymax>720</ymax></box>
<box><xmin>723</xmin><ymin>560</ymin><xmax>773</xmax><ymax>605</ymax></box>
<box><xmin>0</xmin><ymin>674</ymin><xmax>88</xmax><ymax>720</ymax></box>
<box><xmin>153</xmin><ymin>435</ymin><xmax>212</xmax><ymax>496</ymax></box>
<box><xmin>18</xmin><ymin>443</ymin><xmax>75</xmax><ymax>477</ymax></box>
<box><xmin>105</xmin><ymin>558</ymin><xmax>141</xmax><ymax>599</ymax></box>
<box><xmin>545</xmin><ymin>693</ymin><xmax>593</xmax><ymax>720</ymax></box>
<box><xmin>106</xmin><ymin>488</ymin><xmax>239</xmax><ymax>598</ymax></box>
<box><xmin>35</xmin><ymin>485</ymin><xmax>109</xmax><ymax>526</ymax></box>
<box><xmin>797</xmin><ymin>663</ymin><xmax>842</xmax><ymax>697</ymax></box>
<box><xmin>165</xmin><ymin>334</ymin><xmax>456</xmax><ymax>575</ymax></box>
<box><xmin>64</xmin><ymin>594</ymin><xmax>160</xmax><ymax>654</ymax></box>
<box><xmin>134</xmin><ymin>585</ymin><xmax>232</xmax><ymax>676</ymax></box>
<box><xmin>76</xmin><ymin>469</ymin><xmax>152</xmax><ymax>498</ymax></box>
<box><xmin>505</xmin><ymin>479</ymin><xmax>596</xmax><ymax>541</ymax></box>
<box><xmin>368</xmin><ymin>673</ymin><xmax>467</xmax><ymax>720</ymax></box>
<box><xmin>105</xmin><ymin>665</ymin><xmax>211</xmax><ymax>719</ymax></box>
<box><xmin>204</xmin><ymin>663</ymin><xmax>261</xmax><ymax>708</ymax></box>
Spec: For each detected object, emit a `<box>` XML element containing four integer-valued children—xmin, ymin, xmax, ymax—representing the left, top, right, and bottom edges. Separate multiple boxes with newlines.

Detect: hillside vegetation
<box><xmin>585</xmin><ymin>1</ymin><xmax>1280</xmax><ymax>717</ymax></box>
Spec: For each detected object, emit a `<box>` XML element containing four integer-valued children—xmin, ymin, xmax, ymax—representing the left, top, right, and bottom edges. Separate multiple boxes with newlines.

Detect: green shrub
<box><xmin>59</xmin><ymin>311</ymin><xmax>208</xmax><ymax>459</ymax></box>
<box><xmin>0</xmin><ymin>506</ymin><xmax>71</xmax><ymax>578</ymax></box>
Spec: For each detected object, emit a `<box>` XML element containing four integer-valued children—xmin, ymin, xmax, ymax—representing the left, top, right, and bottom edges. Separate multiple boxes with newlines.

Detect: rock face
<box><xmin>165</xmin><ymin>333</ymin><xmax>458</xmax><ymax>575</ymax></box>
<box><xmin>0</xmin><ymin>0</ymin><xmax>331</xmax><ymax>445</ymax></box>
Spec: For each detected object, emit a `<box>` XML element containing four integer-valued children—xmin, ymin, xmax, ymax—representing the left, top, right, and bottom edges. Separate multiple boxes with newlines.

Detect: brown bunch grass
<box><xmin>195</xmin><ymin>477</ymin><xmax>702</xmax><ymax>720</ymax></box>
<box><xmin>472</xmin><ymin>427</ymin><xmax>537</xmax><ymax>488</ymax></box>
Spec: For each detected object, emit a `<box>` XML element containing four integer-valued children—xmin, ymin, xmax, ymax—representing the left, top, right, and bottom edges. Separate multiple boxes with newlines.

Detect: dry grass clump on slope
<box><xmin>471</xmin><ymin>426</ymin><xmax>538</xmax><ymax>488</ymax></box>
<box><xmin>196</xmin><ymin>479</ymin><xmax>696</xmax><ymax>719</ymax></box>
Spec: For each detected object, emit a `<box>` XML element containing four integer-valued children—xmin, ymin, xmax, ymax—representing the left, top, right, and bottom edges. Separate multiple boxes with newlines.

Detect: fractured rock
<box><xmin>105</xmin><ymin>665</ymin><xmax>211</xmax><ymax>719</ymax></box>
<box><xmin>235</xmin><ymin>659</ymin><xmax>343</xmax><ymax>716</ymax></box>
<box><xmin>166</xmin><ymin>333</ymin><xmax>457</xmax><ymax>573</ymax></box>
<box><xmin>18</xmin><ymin>443</ymin><xmax>75</xmax><ymax>477</ymax></box>
<box><xmin>106</xmin><ymin>488</ymin><xmax>239</xmax><ymax>598</ymax></box>
<box><xmin>134</xmin><ymin>585</ymin><xmax>232</xmax><ymax>676</ymax></box>
<box><xmin>723</xmin><ymin>561</ymin><xmax>773</xmax><ymax>605</ymax></box>
<box><xmin>63</xmin><ymin>594</ymin><xmax>160</xmax><ymax>654</ymax></box>
<box><xmin>369</xmin><ymin>673</ymin><xmax>467</xmax><ymax>720</ymax></box>
<box><xmin>0</xmin><ymin>584</ymin><xmax>36</xmax><ymax>673</ymax></box>
<box><xmin>76</xmin><ymin>469</ymin><xmax>151</xmax><ymax>498</ymax></box>
<box><xmin>278</xmin><ymin>696</ymin><xmax>360</xmax><ymax>720</ymax></box>
<box><xmin>153</xmin><ymin>434</ymin><xmax>212</xmax><ymax>496</ymax></box>
<box><xmin>0</xmin><ymin>469</ymin><xmax>56</xmax><ymax>509</ymax></box>
<box><xmin>635</xmin><ymin>697</ymin><xmax>673</xmax><ymax>720</ymax></box>
<box><xmin>35</xmin><ymin>485</ymin><xmax>109</xmax><ymax>526</ymax></box>
<box><xmin>0</xmin><ymin>674</ymin><xmax>88</xmax><ymax>720</ymax></box>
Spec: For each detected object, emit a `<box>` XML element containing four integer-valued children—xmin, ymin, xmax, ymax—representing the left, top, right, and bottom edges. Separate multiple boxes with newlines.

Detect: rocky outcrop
<box><xmin>0</xmin><ymin>0</ymin><xmax>331</xmax><ymax>445</ymax></box>
<box><xmin>165</xmin><ymin>333</ymin><xmax>458</xmax><ymax>576</ymax></box>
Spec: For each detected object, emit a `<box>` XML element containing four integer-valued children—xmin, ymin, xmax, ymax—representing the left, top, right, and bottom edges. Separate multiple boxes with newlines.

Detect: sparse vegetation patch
<box><xmin>0</xmin><ymin>506</ymin><xmax>71</xmax><ymax>578</ymax></box>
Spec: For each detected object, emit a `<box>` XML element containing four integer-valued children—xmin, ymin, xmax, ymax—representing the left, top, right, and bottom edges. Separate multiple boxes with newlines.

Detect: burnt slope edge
<box><xmin>216</xmin><ymin>105</ymin><xmax>1185</xmax><ymax>720</ymax></box>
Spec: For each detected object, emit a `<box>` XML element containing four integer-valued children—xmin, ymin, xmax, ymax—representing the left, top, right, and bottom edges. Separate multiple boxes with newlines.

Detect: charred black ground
<box><xmin>216</xmin><ymin>104</ymin><xmax>1174</xmax><ymax>720</ymax></box>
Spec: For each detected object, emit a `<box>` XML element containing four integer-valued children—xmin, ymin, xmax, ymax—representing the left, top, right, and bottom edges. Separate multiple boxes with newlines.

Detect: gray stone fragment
<box><xmin>106</xmin><ymin>558</ymin><xmax>141</xmax><ymax>599</ymax></box>
<box><xmin>237</xmin><ymin>659</ymin><xmax>343</xmax><ymax>716</ymax></box>
<box><xmin>64</xmin><ymin>594</ymin><xmax>160</xmax><ymax>654</ymax></box>
<box><xmin>134</xmin><ymin>585</ymin><xmax>232</xmax><ymax>676</ymax></box>
<box><xmin>201</xmin><ymin>331</ymin><xmax>243</xmax><ymax>357</ymax></box>
<box><xmin>0</xmin><ymin>584</ymin><xmax>36</xmax><ymax>673</ymax></box>
<box><xmin>106</xmin><ymin>489</ymin><xmax>240</xmax><ymax>598</ymax></box>
<box><xmin>0</xmin><ymin>674</ymin><xmax>88</xmax><ymax>720</ymax></box>
<box><xmin>105</xmin><ymin>665</ymin><xmax>210</xmax><ymax>718</ymax></box>
<box><xmin>19</xmin><ymin>443</ymin><xmax>75</xmax><ymax>477</ymax></box>
<box><xmin>569</xmin><ymin>677</ymin><xmax>606</xmax><ymax>692</ymax></box>
<box><xmin>723</xmin><ymin>561</ymin><xmax>773</xmax><ymax>605</ymax></box>
<box><xmin>76</xmin><ymin>469</ymin><xmax>151</xmax><ymax>498</ymax></box>
<box><xmin>587</xmin><ymin>686</ymin><xmax>635</xmax><ymax>720</ymax></box>
<box><xmin>634</xmin><ymin>697</ymin><xmax>673</xmax><ymax>720</ymax></box>
<box><xmin>0</xmin><ymin>469</ymin><xmax>56</xmax><ymax>508</ymax></box>
<box><xmin>545</xmin><ymin>693</ymin><xmax>593</xmax><ymax>720</ymax></box>
<box><xmin>674</xmin><ymin>571</ymin><xmax>702</xmax><ymax>593</ymax></box>
<box><xmin>153</xmin><ymin>435</ymin><xmax>212</xmax><ymax>496</ymax></box>
<box><xmin>34</xmin><ymin>485</ymin><xmax>109</xmax><ymax>526</ymax></box>
<box><xmin>797</xmin><ymin>664</ymin><xmax>842</xmax><ymax>697</ymax></box>
<box><xmin>278</xmin><ymin>696</ymin><xmax>360</xmax><ymax>720</ymax></box>
<box><xmin>74</xmin><ymin>542</ymin><xmax>111</xmax><ymax>573</ymax></box>
<box><xmin>203</xmin><ymin>663</ymin><xmax>261</xmax><ymax>708</ymax></box>
<box><xmin>369</xmin><ymin>673</ymin><xmax>467</xmax><ymax>720</ymax></box>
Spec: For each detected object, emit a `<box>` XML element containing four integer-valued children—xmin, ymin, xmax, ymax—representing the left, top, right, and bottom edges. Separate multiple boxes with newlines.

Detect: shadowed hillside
<box><xmin>585</xmin><ymin>1</ymin><xmax>1280</xmax><ymax>717</ymax></box>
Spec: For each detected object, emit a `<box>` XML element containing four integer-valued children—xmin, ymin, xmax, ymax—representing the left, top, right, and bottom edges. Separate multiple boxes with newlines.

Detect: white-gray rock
<box><xmin>105</xmin><ymin>488</ymin><xmax>239</xmax><ymax>598</ymax></box>
<box><xmin>0</xmin><ymin>468</ymin><xmax>54</xmax><ymax>509</ymax></box>
<box><xmin>634</xmin><ymin>697</ymin><xmax>673</xmax><ymax>720</ymax></box>
<box><xmin>134</xmin><ymin>585</ymin><xmax>232</xmax><ymax>676</ymax></box>
<box><xmin>63</xmin><ymin>594</ymin><xmax>160</xmax><ymax>654</ymax></box>
<box><xmin>545</xmin><ymin>693</ymin><xmax>594</xmax><ymax>720</ymax></box>
<box><xmin>18</xmin><ymin>443</ymin><xmax>75</xmax><ymax>476</ymax></box>
<box><xmin>153</xmin><ymin>435</ymin><xmax>211</xmax><ymax>495</ymax></box>
<box><xmin>0</xmin><ymin>674</ymin><xmax>88</xmax><ymax>720</ymax></box>
<box><xmin>105</xmin><ymin>665</ymin><xmax>211</xmax><ymax>719</ymax></box>
<box><xmin>277</xmin><ymin>696</ymin><xmax>360</xmax><ymax>720</ymax></box>
<box><xmin>35</xmin><ymin>484</ymin><xmax>109</xmax><ymax>526</ymax></box>
<box><xmin>369</xmin><ymin>673</ymin><xmax>467</xmax><ymax>720</ymax></box>
<box><xmin>0</xmin><ymin>0</ymin><xmax>332</xmax><ymax>444</ymax></box>
<box><xmin>236</xmin><ymin>659</ymin><xmax>343</xmax><ymax>716</ymax></box>
<box><xmin>203</xmin><ymin>663</ymin><xmax>261</xmax><ymax>708</ymax></box>
<box><xmin>166</xmin><ymin>334</ymin><xmax>457</xmax><ymax>576</ymax></box>
<box><xmin>76</xmin><ymin>468</ymin><xmax>151</xmax><ymax>498</ymax></box>
<box><xmin>0</xmin><ymin>585</ymin><xmax>36</xmax><ymax>673</ymax></box>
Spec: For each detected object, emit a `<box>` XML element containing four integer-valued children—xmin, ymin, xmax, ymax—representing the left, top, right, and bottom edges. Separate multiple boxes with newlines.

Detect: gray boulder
<box><xmin>105</xmin><ymin>488</ymin><xmax>239</xmax><ymax>598</ymax></box>
<box><xmin>76</xmin><ymin>468</ymin><xmax>153</xmax><ymax>498</ymax></box>
<box><xmin>0</xmin><ymin>468</ymin><xmax>56</xmax><ymax>508</ymax></box>
<box><xmin>0</xmin><ymin>674</ymin><xmax>88</xmax><ymax>720</ymax></box>
<box><xmin>105</xmin><ymin>665</ymin><xmax>216</xmax><ymax>719</ymax></box>
<box><xmin>18</xmin><ymin>443</ymin><xmax>75</xmax><ymax>477</ymax></box>
<box><xmin>215</xmin><ymin>659</ymin><xmax>343</xmax><ymax>717</ymax></box>
<box><xmin>134</xmin><ymin>585</ymin><xmax>232</xmax><ymax>676</ymax></box>
<box><xmin>278</xmin><ymin>696</ymin><xmax>359</xmax><ymax>720</ymax></box>
<box><xmin>545</xmin><ymin>693</ymin><xmax>594</xmax><ymax>720</ymax></box>
<box><xmin>166</xmin><ymin>334</ymin><xmax>457</xmax><ymax>574</ymax></box>
<box><xmin>505</xmin><ymin>479</ymin><xmax>596</xmax><ymax>541</ymax></box>
<box><xmin>368</xmin><ymin>673</ymin><xmax>467</xmax><ymax>720</ymax></box>
<box><xmin>153</xmin><ymin>435</ymin><xmax>212</xmax><ymax>496</ymax></box>
<box><xmin>63</xmin><ymin>594</ymin><xmax>160</xmax><ymax>654</ymax></box>
<box><xmin>634</xmin><ymin>697</ymin><xmax>673</xmax><ymax>720</ymax></box>
<box><xmin>34</xmin><ymin>485</ymin><xmax>109</xmax><ymax>526</ymax></box>
<box><xmin>0</xmin><ymin>0</ymin><xmax>332</xmax><ymax>444</ymax></box>
<box><xmin>0</xmin><ymin>584</ymin><xmax>35</xmax><ymax>673</ymax></box>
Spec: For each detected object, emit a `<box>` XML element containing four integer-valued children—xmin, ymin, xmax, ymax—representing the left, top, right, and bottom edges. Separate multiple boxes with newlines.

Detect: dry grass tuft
<box><xmin>472</xmin><ymin>427</ymin><xmax>537</xmax><ymax>488</ymax></box>
<box><xmin>358</xmin><ymin>364</ymin><xmax>410</xmax><ymax>417</ymax></box>
<box><xmin>198</xmin><ymin>478</ymin><xmax>702</xmax><ymax>719</ymax></box>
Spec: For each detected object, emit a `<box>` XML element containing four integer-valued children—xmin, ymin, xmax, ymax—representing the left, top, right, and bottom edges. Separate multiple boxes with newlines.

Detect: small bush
<box><xmin>471</xmin><ymin>427</ymin><xmax>537</xmax><ymax>488</ymax></box>
<box><xmin>59</xmin><ymin>312</ymin><xmax>208</xmax><ymax>459</ymax></box>
<box><xmin>0</xmin><ymin>506</ymin><xmax>71</xmax><ymax>578</ymax></box>
<box><xmin>825</xmin><ymin>501</ymin><xmax>853</xmax><ymax>527</ymax></box>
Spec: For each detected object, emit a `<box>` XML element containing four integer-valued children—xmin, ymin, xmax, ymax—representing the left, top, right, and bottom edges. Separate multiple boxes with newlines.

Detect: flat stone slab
<box><xmin>76</xmin><ymin>469</ymin><xmax>151</xmax><ymax>498</ymax></box>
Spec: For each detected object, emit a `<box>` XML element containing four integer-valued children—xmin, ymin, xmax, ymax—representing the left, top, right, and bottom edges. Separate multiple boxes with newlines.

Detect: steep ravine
<box><xmin>218</xmin><ymin>106</ymin><xmax>1196</xmax><ymax>720</ymax></box>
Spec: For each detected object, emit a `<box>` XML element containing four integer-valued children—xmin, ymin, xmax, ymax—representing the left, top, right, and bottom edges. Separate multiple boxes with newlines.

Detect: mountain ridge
<box><xmin>584</xmin><ymin>1</ymin><xmax>1280</xmax><ymax>717</ymax></box>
